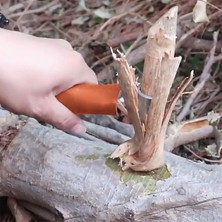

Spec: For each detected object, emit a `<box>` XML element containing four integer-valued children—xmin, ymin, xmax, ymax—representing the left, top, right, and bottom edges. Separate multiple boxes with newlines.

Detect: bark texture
<box><xmin>1</xmin><ymin>109</ymin><xmax>222</xmax><ymax>222</ymax></box>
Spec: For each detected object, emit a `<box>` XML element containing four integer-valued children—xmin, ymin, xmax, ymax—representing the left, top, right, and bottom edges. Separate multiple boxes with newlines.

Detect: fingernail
<box><xmin>71</xmin><ymin>123</ymin><xmax>86</xmax><ymax>135</ymax></box>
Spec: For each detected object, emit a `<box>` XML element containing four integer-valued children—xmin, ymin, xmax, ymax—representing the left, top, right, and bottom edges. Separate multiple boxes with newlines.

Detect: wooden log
<box><xmin>1</xmin><ymin>109</ymin><xmax>222</xmax><ymax>221</ymax></box>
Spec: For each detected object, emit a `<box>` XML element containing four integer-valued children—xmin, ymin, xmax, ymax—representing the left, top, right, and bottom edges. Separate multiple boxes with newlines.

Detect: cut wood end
<box><xmin>179</xmin><ymin>111</ymin><xmax>221</xmax><ymax>134</ymax></box>
<box><xmin>147</xmin><ymin>6</ymin><xmax>179</xmax><ymax>58</ymax></box>
<box><xmin>110</xmin><ymin>47</ymin><xmax>126</xmax><ymax>61</ymax></box>
<box><xmin>110</xmin><ymin>47</ymin><xmax>120</xmax><ymax>61</ymax></box>
<box><xmin>148</xmin><ymin>6</ymin><xmax>178</xmax><ymax>37</ymax></box>
<box><xmin>166</xmin><ymin>6</ymin><xmax>178</xmax><ymax>19</ymax></box>
<box><xmin>181</xmin><ymin>120</ymin><xmax>209</xmax><ymax>132</ymax></box>
<box><xmin>110</xmin><ymin>47</ymin><xmax>136</xmax><ymax>73</ymax></box>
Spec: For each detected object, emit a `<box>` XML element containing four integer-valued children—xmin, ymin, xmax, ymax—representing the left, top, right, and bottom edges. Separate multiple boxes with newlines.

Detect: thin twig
<box><xmin>195</xmin><ymin>88</ymin><xmax>220</xmax><ymax>115</ymax></box>
<box><xmin>95</xmin><ymin>2</ymin><xmax>151</xmax><ymax>35</ymax></box>
<box><xmin>117</xmin><ymin>101</ymin><xmax>128</xmax><ymax>117</ymax></box>
<box><xmin>13</xmin><ymin>0</ymin><xmax>35</xmax><ymax>29</ymax></box>
<box><xmin>8</xmin><ymin>1</ymin><xmax>59</xmax><ymax>18</ymax></box>
<box><xmin>125</xmin><ymin>33</ymin><xmax>145</xmax><ymax>57</ymax></box>
<box><xmin>177</xmin><ymin>32</ymin><xmax>219</xmax><ymax>121</ymax></box>
<box><xmin>184</xmin><ymin>146</ymin><xmax>222</xmax><ymax>164</ymax></box>
<box><xmin>176</xmin><ymin>10</ymin><xmax>222</xmax><ymax>50</ymax></box>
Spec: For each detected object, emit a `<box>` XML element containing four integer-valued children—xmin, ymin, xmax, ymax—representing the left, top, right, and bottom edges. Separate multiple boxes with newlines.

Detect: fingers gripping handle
<box><xmin>56</xmin><ymin>84</ymin><xmax>121</xmax><ymax>115</ymax></box>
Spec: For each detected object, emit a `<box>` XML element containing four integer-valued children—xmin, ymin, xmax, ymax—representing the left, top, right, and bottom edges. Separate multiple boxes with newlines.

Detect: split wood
<box><xmin>111</xmin><ymin>6</ymin><xmax>193</xmax><ymax>171</ymax></box>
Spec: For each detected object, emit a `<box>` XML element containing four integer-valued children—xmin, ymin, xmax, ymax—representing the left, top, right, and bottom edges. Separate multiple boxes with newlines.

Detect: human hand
<box><xmin>0</xmin><ymin>29</ymin><xmax>97</xmax><ymax>134</ymax></box>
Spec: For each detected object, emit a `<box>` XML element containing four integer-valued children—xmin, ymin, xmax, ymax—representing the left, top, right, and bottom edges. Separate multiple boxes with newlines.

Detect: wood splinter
<box><xmin>111</xmin><ymin>6</ymin><xmax>193</xmax><ymax>171</ymax></box>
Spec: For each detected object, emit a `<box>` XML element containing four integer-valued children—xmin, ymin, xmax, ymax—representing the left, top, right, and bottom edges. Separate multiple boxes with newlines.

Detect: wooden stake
<box><xmin>111</xmin><ymin>6</ymin><xmax>193</xmax><ymax>171</ymax></box>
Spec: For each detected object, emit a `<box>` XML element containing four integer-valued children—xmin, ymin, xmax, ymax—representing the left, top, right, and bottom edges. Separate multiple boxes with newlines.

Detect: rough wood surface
<box><xmin>110</xmin><ymin>7</ymin><xmax>189</xmax><ymax>172</ymax></box>
<box><xmin>1</xmin><ymin>109</ymin><xmax>222</xmax><ymax>222</ymax></box>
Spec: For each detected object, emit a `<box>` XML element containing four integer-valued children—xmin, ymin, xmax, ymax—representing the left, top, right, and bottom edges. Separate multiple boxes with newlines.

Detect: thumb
<box><xmin>36</xmin><ymin>96</ymin><xmax>86</xmax><ymax>135</ymax></box>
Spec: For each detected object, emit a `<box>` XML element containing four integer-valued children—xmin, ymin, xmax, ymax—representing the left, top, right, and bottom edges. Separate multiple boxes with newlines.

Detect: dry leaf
<box><xmin>193</xmin><ymin>0</ymin><xmax>209</xmax><ymax>23</ymax></box>
<box><xmin>93</xmin><ymin>7</ymin><xmax>113</xmax><ymax>19</ymax></box>
<box><xmin>161</xmin><ymin>0</ymin><xmax>172</xmax><ymax>4</ymax></box>
<box><xmin>71</xmin><ymin>16</ymin><xmax>89</xmax><ymax>25</ymax></box>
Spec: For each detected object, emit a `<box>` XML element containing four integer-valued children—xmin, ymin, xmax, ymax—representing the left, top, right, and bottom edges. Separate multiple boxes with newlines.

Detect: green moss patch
<box><xmin>105</xmin><ymin>157</ymin><xmax>171</xmax><ymax>194</ymax></box>
<box><xmin>75</xmin><ymin>154</ymin><xmax>100</xmax><ymax>162</ymax></box>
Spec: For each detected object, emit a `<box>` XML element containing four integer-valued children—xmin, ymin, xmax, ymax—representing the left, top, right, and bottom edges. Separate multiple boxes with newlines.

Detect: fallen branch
<box><xmin>165</xmin><ymin>111</ymin><xmax>221</xmax><ymax>152</ymax></box>
<box><xmin>84</xmin><ymin>120</ymin><xmax>130</xmax><ymax>144</ymax></box>
<box><xmin>1</xmin><ymin>110</ymin><xmax>222</xmax><ymax>221</ymax></box>
<box><xmin>81</xmin><ymin>114</ymin><xmax>134</xmax><ymax>137</ymax></box>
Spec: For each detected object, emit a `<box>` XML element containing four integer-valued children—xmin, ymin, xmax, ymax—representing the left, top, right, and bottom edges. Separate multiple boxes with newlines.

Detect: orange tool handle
<box><xmin>56</xmin><ymin>84</ymin><xmax>121</xmax><ymax>115</ymax></box>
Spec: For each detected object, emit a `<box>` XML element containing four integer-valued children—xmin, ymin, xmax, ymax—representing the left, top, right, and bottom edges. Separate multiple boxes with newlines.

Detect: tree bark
<box><xmin>1</xmin><ymin>109</ymin><xmax>222</xmax><ymax>222</ymax></box>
